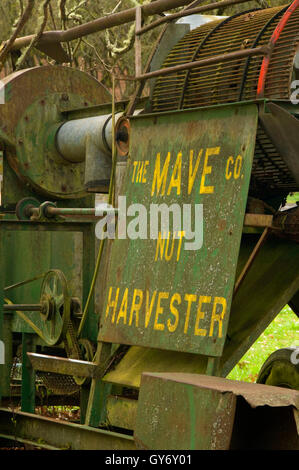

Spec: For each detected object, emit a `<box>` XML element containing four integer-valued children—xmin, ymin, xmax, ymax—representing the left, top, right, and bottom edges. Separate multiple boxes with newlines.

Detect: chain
<box><xmin>64</xmin><ymin>319</ymin><xmax>82</xmax><ymax>360</ymax></box>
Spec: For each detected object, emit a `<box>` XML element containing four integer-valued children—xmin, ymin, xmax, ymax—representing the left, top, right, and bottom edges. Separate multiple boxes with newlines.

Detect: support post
<box><xmin>21</xmin><ymin>333</ymin><xmax>36</xmax><ymax>413</ymax></box>
<box><xmin>0</xmin><ymin>227</ymin><xmax>4</xmax><ymax>404</ymax></box>
<box><xmin>85</xmin><ymin>342</ymin><xmax>112</xmax><ymax>427</ymax></box>
<box><xmin>135</xmin><ymin>7</ymin><xmax>142</xmax><ymax>77</ymax></box>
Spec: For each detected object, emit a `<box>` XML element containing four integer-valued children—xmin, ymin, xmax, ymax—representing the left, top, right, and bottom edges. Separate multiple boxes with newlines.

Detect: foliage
<box><xmin>228</xmin><ymin>305</ymin><xmax>299</xmax><ymax>382</ymax></box>
<box><xmin>0</xmin><ymin>0</ymin><xmax>162</xmax><ymax>97</ymax></box>
<box><xmin>287</xmin><ymin>192</ymin><xmax>299</xmax><ymax>203</ymax></box>
<box><xmin>0</xmin><ymin>0</ymin><xmax>291</xmax><ymax>97</ymax></box>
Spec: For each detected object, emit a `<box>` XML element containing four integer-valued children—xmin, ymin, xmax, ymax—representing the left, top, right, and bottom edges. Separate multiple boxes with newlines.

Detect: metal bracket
<box><xmin>259</xmin><ymin>102</ymin><xmax>299</xmax><ymax>186</ymax></box>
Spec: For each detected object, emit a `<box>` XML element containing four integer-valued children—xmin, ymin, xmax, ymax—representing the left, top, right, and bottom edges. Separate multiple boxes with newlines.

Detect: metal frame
<box><xmin>177</xmin><ymin>8</ymin><xmax>261</xmax><ymax>109</ymax></box>
<box><xmin>0</xmin><ymin>219</ymin><xmax>96</xmax><ymax>413</ymax></box>
<box><xmin>0</xmin><ymin>1</ymin><xmax>298</xmax><ymax>450</ymax></box>
<box><xmin>257</xmin><ymin>0</ymin><xmax>299</xmax><ymax>97</ymax></box>
<box><xmin>0</xmin><ymin>408</ymin><xmax>135</xmax><ymax>450</ymax></box>
<box><xmin>238</xmin><ymin>5</ymin><xmax>288</xmax><ymax>101</ymax></box>
<box><xmin>135</xmin><ymin>46</ymin><xmax>269</xmax><ymax>81</ymax></box>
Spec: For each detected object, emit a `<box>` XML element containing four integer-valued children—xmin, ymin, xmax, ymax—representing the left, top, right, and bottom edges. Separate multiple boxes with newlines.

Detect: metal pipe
<box><xmin>8</xmin><ymin>0</ymin><xmax>194</xmax><ymax>52</ymax></box>
<box><xmin>46</xmin><ymin>207</ymin><xmax>118</xmax><ymax>217</ymax></box>
<box><xmin>4</xmin><ymin>304</ymin><xmax>42</xmax><ymax>312</ymax></box>
<box><xmin>56</xmin><ymin>114</ymin><xmax>121</xmax><ymax>164</ymax></box>
<box><xmin>233</xmin><ymin>227</ymin><xmax>270</xmax><ymax>296</ymax></box>
<box><xmin>55</xmin><ymin>113</ymin><xmax>125</xmax><ymax>189</ymax></box>
<box><xmin>137</xmin><ymin>0</ymin><xmax>255</xmax><ymax>35</ymax></box>
<box><xmin>136</xmin><ymin>46</ymin><xmax>270</xmax><ymax>80</ymax></box>
<box><xmin>28</xmin><ymin>206</ymin><xmax>118</xmax><ymax>218</ymax></box>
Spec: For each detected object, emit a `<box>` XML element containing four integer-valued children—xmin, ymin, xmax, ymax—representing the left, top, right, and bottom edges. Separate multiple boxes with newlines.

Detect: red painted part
<box><xmin>256</xmin><ymin>0</ymin><xmax>299</xmax><ymax>98</ymax></box>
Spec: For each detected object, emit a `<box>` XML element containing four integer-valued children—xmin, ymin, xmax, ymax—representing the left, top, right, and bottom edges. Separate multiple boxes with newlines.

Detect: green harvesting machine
<box><xmin>0</xmin><ymin>0</ymin><xmax>298</xmax><ymax>450</ymax></box>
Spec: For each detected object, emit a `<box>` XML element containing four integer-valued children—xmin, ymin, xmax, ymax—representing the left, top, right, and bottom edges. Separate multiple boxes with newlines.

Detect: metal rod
<box><xmin>4</xmin><ymin>304</ymin><xmax>43</xmax><ymax>312</ymax></box>
<box><xmin>137</xmin><ymin>0</ymin><xmax>255</xmax><ymax>35</ymax></box>
<box><xmin>7</xmin><ymin>0</ymin><xmax>195</xmax><ymax>51</ymax></box>
<box><xmin>77</xmin><ymin>76</ymin><xmax>118</xmax><ymax>339</ymax></box>
<box><xmin>233</xmin><ymin>227</ymin><xmax>270</xmax><ymax>296</ymax></box>
<box><xmin>135</xmin><ymin>6</ymin><xmax>142</xmax><ymax>77</ymax></box>
<box><xmin>126</xmin><ymin>0</ymin><xmax>207</xmax><ymax>116</ymax></box>
<box><xmin>4</xmin><ymin>273</ymin><xmax>47</xmax><ymax>292</ymax></box>
<box><xmin>136</xmin><ymin>46</ymin><xmax>270</xmax><ymax>80</ymax></box>
<box><xmin>48</xmin><ymin>207</ymin><xmax>96</xmax><ymax>216</ymax></box>
<box><xmin>4</xmin><ymin>297</ymin><xmax>46</xmax><ymax>338</ymax></box>
<box><xmin>47</xmin><ymin>207</ymin><xmax>117</xmax><ymax>216</ymax></box>
<box><xmin>28</xmin><ymin>206</ymin><xmax>118</xmax><ymax>217</ymax></box>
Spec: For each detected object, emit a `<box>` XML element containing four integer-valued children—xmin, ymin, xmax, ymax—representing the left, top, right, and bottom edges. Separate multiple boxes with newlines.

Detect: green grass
<box><xmin>228</xmin><ymin>305</ymin><xmax>299</xmax><ymax>383</ymax></box>
<box><xmin>287</xmin><ymin>192</ymin><xmax>299</xmax><ymax>204</ymax></box>
<box><xmin>228</xmin><ymin>191</ymin><xmax>298</xmax><ymax>383</ymax></box>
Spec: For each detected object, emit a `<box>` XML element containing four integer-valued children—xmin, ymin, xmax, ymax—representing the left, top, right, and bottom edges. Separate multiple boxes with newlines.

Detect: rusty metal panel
<box><xmin>135</xmin><ymin>372</ymin><xmax>237</xmax><ymax>450</ymax></box>
<box><xmin>135</xmin><ymin>372</ymin><xmax>299</xmax><ymax>450</ymax></box>
<box><xmin>144</xmin><ymin>372</ymin><xmax>299</xmax><ymax>408</ymax></box>
<box><xmin>99</xmin><ymin>103</ymin><xmax>258</xmax><ymax>356</ymax></box>
<box><xmin>4</xmin><ymin>230</ymin><xmax>82</xmax><ymax>334</ymax></box>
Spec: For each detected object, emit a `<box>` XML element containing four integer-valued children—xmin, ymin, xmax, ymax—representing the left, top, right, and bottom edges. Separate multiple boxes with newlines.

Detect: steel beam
<box><xmin>27</xmin><ymin>352</ymin><xmax>100</xmax><ymax>379</ymax></box>
<box><xmin>136</xmin><ymin>46</ymin><xmax>269</xmax><ymax>80</ymax></box>
<box><xmin>0</xmin><ymin>408</ymin><xmax>136</xmax><ymax>450</ymax></box>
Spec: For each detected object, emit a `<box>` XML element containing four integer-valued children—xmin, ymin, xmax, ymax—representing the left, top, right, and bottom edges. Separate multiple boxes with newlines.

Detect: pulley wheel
<box><xmin>0</xmin><ymin>66</ymin><xmax>110</xmax><ymax>199</ymax></box>
<box><xmin>39</xmin><ymin>269</ymin><xmax>71</xmax><ymax>346</ymax></box>
<box><xmin>15</xmin><ymin>197</ymin><xmax>40</xmax><ymax>221</ymax></box>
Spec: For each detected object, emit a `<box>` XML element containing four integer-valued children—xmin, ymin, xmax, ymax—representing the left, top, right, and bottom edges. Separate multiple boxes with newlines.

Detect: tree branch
<box><xmin>15</xmin><ymin>0</ymin><xmax>51</xmax><ymax>70</ymax></box>
<box><xmin>0</xmin><ymin>0</ymin><xmax>35</xmax><ymax>68</ymax></box>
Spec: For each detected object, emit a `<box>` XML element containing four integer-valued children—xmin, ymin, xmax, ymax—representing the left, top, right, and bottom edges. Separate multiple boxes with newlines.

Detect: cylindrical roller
<box><xmin>56</xmin><ymin>113</ymin><xmax>123</xmax><ymax>163</ymax></box>
<box><xmin>56</xmin><ymin>113</ymin><xmax>124</xmax><ymax>191</ymax></box>
<box><xmin>151</xmin><ymin>3</ymin><xmax>299</xmax><ymax>201</ymax></box>
<box><xmin>152</xmin><ymin>4</ymin><xmax>299</xmax><ymax>110</ymax></box>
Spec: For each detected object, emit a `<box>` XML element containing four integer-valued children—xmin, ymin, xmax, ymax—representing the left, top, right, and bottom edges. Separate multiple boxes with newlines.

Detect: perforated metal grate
<box><xmin>36</xmin><ymin>371</ymin><xmax>80</xmax><ymax>395</ymax></box>
<box><xmin>151</xmin><ymin>4</ymin><xmax>299</xmax><ymax>197</ymax></box>
<box><xmin>152</xmin><ymin>5</ymin><xmax>299</xmax><ymax>110</ymax></box>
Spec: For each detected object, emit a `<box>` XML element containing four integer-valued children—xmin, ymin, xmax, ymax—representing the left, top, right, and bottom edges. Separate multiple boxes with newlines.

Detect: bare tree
<box><xmin>0</xmin><ymin>0</ymin><xmax>287</xmax><ymax>93</ymax></box>
<box><xmin>0</xmin><ymin>0</ymin><xmax>35</xmax><ymax>68</ymax></box>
